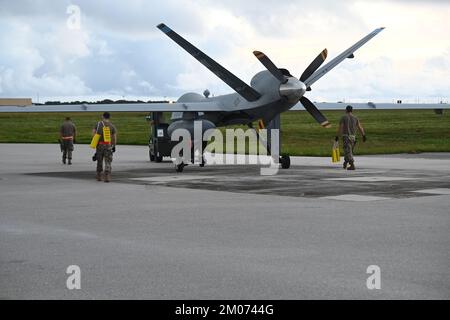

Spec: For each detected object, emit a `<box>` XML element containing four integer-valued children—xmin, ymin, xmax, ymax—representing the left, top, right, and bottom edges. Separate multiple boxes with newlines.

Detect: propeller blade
<box><xmin>253</xmin><ymin>51</ymin><xmax>287</xmax><ymax>83</ymax></box>
<box><xmin>299</xmin><ymin>49</ymin><xmax>328</xmax><ymax>83</ymax></box>
<box><xmin>300</xmin><ymin>96</ymin><xmax>331</xmax><ymax>128</ymax></box>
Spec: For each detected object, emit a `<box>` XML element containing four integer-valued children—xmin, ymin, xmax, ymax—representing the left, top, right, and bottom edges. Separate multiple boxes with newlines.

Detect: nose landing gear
<box><xmin>175</xmin><ymin>162</ymin><xmax>186</xmax><ymax>172</ymax></box>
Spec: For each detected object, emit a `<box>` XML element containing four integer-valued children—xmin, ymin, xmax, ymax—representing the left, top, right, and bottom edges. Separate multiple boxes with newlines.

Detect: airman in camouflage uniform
<box><xmin>59</xmin><ymin>117</ymin><xmax>77</xmax><ymax>165</ymax></box>
<box><xmin>335</xmin><ymin>105</ymin><xmax>366</xmax><ymax>170</ymax></box>
<box><xmin>92</xmin><ymin>112</ymin><xmax>117</xmax><ymax>182</ymax></box>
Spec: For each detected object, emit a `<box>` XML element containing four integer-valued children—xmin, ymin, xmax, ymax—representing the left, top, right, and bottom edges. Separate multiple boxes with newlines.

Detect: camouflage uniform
<box><xmin>342</xmin><ymin>135</ymin><xmax>356</xmax><ymax>163</ymax></box>
<box><xmin>339</xmin><ymin>114</ymin><xmax>360</xmax><ymax>164</ymax></box>
<box><xmin>62</xmin><ymin>140</ymin><xmax>74</xmax><ymax>162</ymax></box>
<box><xmin>96</xmin><ymin>144</ymin><xmax>113</xmax><ymax>174</ymax></box>
<box><xmin>93</xmin><ymin>121</ymin><xmax>116</xmax><ymax>180</ymax></box>
<box><xmin>60</xmin><ymin>120</ymin><xmax>76</xmax><ymax>164</ymax></box>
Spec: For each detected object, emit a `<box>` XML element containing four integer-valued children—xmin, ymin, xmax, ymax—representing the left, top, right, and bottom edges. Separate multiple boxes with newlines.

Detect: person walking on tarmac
<box><xmin>59</xmin><ymin>117</ymin><xmax>77</xmax><ymax>165</ymax></box>
<box><xmin>335</xmin><ymin>105</ymin><xmax>366</xmax><ymax>170</ymax></box>
<box><xmin>92</xmin><ymin>112</ymin><xmax>117</xmax><ymax>182</ymax></box>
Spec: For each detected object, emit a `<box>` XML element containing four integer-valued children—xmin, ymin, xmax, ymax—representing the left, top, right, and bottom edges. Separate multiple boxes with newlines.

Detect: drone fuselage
<box><xmin>169</xmin><ymin>70</ymin><xmax>303</xmax><ymax>136</ymax></box>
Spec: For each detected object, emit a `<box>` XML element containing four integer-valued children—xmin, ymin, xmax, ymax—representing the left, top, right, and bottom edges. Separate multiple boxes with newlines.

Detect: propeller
<box><xmin>300</xmin><ymin>96</ymin><xmax>331</xmax><ymax>128</ymax></box>
<box><xmin>300</xmin><ymin>49</ymin><xmax>328</xmax><ymax>83</ymax></box>
<box><xmin>253</xmin><ymin>49</ymin><xmax>331</xmax><ymax>128</ymax></box>
<box><xmin>253</xmin><ymin>51</ymin><xmax>287</xmax><ymax>83</ymax></box>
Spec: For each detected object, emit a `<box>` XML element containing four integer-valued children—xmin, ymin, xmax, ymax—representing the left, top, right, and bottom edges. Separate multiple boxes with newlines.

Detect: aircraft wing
<box><xmin>0</xmin><ymin>101</ymin><xmax>229</xmax><ymax>113</ymax></box>
<box><xmin>292</xmin><ymin>102</ymin><xmax>450</xmax><ymax>110</ymax></box>
<box><xmin>304</xmin><ymin>28</ymin><xmax>385</xmax><ymax>88</ymax></box>
<box><xmin>157</xmin><ymin>23</ymin><xmax>261</xmax><ymax>102</ymax></box>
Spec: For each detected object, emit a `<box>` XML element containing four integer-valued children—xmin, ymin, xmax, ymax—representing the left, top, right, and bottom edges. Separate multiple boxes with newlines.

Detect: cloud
<box><xmin>0</xmin><ymin>19</ymin><xmax>92</xmax><ymax>97</ymax></box>
<box><xmin>0</xmin><ymin>0</ymin><xmax>449</xmax><ymax>103</ymax></box>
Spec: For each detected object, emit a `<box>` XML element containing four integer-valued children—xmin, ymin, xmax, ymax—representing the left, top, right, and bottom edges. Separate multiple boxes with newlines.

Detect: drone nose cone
<box><xmin>299</xmin><ymin>81</ymin><xmax>307</xmax><ymax>95</ymax></box>
<box><xmin>279</xmin><ymin>78</ymin><xmax>306</xmax><ymax>101</ymax></box>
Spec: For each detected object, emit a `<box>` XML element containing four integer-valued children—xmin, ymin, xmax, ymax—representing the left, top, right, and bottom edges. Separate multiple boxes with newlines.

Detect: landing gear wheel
<box><xmin>176</xmin><ymin>163</ymin><xmax>185</xmax><ymax>172</ymax></box>
<box><xmin>199</xmin><ymin>156</ymin><xmax>206</xmax><ymax>167</ymax></box>
<box><xmin>280</xmin><ymin>154</ymin><xmax>290</xmax><ymax>169</ymax></box>
<box><xmin>149</xmin><ymin>149</ymin><xmax>155</xmax><ymax>162</ymax></box>
<box><xmin>154</xmin><ymin>145</ymin><xmax>163</xmax><ymax>162</ymax></box>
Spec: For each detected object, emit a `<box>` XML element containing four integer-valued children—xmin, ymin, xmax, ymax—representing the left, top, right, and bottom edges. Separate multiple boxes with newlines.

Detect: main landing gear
<box><xmin>249</xmin><ymin>115</ymin><xmax>291</xmax><ymax>170</ymax></box>
<box><xmin>175</xmin><ymin>149</ymin><xmax>206</xmax><ymax>173</ymax></box>
<box><xmin>280</xmin><ymin>154</ymin><xmax>290</xmax><ymax>169</ymax></box>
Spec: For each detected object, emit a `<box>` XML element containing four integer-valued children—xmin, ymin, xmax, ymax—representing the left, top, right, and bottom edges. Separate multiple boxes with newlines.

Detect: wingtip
<box><xmin>157</xmin><ymin>23</ymin><xmax>171</xmax><ymax>33</ymax></box>
<box><xmin>371</xmin><ymin>27</ymin><xmax>385</xmax><ymax>34</ymax></box>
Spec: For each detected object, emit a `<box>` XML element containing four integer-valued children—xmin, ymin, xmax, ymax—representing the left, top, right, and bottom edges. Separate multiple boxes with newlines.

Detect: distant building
<box><xmin>0</xmin><ymin>98</ymin><xmax>32</xmax><ymax>107</ymax></box>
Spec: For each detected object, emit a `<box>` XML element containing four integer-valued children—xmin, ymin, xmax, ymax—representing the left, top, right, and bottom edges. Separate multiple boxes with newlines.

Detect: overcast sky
<box><xmin>0</xmin><ymin>0</ymin><xmax>449</xmax><ymax>103</ymax></box>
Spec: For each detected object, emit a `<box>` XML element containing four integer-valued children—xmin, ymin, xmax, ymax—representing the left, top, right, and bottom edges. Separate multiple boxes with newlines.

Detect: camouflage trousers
<box><xmin>343</xmin><ymin>135</ymin><xmax>356</xmax><ymax>163</ymax></box>
<box><xmin>96</xmin><ymin>144</ymin><xmax>113</xmax><ymax>174</ymax></box>
<box><xmin>62</xmin><ymin>139</ymin><xmax>74</xmax><ymax>160</ymax></box>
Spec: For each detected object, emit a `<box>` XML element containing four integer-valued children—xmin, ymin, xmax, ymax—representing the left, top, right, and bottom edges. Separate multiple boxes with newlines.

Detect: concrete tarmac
<box><xmin>0</xmin><ymin>143</ymin><xmax>449</xmax><ymax>299</ymax></box>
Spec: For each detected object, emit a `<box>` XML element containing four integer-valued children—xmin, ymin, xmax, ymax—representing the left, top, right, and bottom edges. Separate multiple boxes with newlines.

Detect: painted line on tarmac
<box><xmin>412</xmin><ymin>188</ymin><xmax>450</xmax><ymax>195</ymax></box>
<box><xmin>321</xmin><ymin>194</ymin><xmax>392</xmax><ymax>202</ymax></box>
<box><xmin>323</xmin><ymin>176</ymin><xmax>420</xmax><ymax>182</ymax></box>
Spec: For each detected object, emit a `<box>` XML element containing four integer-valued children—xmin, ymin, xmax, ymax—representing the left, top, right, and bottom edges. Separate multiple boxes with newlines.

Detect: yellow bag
<box><xmin>90</xmin><ymin>133</ymin><xmax>101</xmax><ymax>149</ymax></box>
<box><xmin>332</xmin><ymin>141</ymin><xmax>340</xmax><ymax>163</ymax></box>
<box><xmin>103</xmin><ymin>126</ymin><xmax>111</xmax><ymax>143</ymax></box>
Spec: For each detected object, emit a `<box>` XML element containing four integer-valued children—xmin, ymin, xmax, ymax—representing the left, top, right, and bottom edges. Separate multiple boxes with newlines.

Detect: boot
<box><xmin>62</xmin><ymin>157</ymin><xmax>66</xmax><ymax>164</ymax></box>
<box><xmin>96</xmin><ymin>172</ymin><xmax>103</xmax><ymax>181</ymax></box>
<box><xmin>343</xmin><ymin>161</ymin><xmax>348</xmax><ymax>169</ymax></box>
<box><xmin>68</xmin><ymin>159</ymin><xmax>72</xmax><ymax>165</ymax></box>
<box><xmin>347</xmin><ymin>161</ymin><xmax>355</xmax><ymax>170</ymax></box>
<box><xmin>104</xmin><ymin>172</ymin><xmax>111</xmax><ymax>183</ymax></box>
